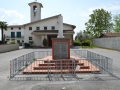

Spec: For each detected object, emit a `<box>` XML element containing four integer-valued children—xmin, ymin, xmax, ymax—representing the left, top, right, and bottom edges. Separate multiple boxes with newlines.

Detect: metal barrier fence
<box><xmin>10</xmin><ymin>50</ymin><xmax>113</xmax><ymax>81</ymax></box>
<box><xmin>34</xmin><ymin>51</ymin><xmax>52</xmax><ymax>59</ymax></box>
<box><xmin>74</xmin><ymin>50</ymin><xmax>113</xmax><ymax>74</ymax></box>
<box><xmin>10</xmin><ymin>52</ymin><xmax>35</xmax><ymax>78</ymax></box>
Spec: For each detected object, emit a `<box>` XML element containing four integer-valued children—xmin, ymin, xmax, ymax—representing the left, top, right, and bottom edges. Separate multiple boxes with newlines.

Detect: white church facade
<box><xmin>4</xmin><ymin>1</ymin><xmax>76</xmax><ymax>47</ymax></box>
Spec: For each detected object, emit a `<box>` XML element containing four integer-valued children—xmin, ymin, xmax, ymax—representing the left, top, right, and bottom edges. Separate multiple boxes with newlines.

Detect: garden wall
<box><xmin>93</xmin><ymin>37</ymin><xmax>120</xmax><ymax>50</ymax></box>
<box><xmin>0</xmin><ymin>44</ymin><xmax>19</xmax><ymax>53</ymax></box>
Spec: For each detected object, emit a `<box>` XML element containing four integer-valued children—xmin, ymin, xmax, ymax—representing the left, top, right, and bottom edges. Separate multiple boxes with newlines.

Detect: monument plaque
<box><xmin>54</xmin><ymin>42</ymin><xmax>68</xmax><ymax>58</ymax></box>
<box><xmin>52</xmin><ymin>38</ymin><xmax>70</xmax><ymax>59</ymax></box>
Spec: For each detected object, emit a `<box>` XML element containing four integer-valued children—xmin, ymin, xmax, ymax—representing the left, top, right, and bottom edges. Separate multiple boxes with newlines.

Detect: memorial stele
<box><xmin>52</xmin><ymin>15</ymin><xmax>70</xmax><ymax>59</ymax></box>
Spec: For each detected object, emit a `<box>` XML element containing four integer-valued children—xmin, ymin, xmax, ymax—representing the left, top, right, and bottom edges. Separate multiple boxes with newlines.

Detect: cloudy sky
<box><xmin>0</xmin><ymin>0</ymin><xmax>120</xmax><ymax>40</ymax></box>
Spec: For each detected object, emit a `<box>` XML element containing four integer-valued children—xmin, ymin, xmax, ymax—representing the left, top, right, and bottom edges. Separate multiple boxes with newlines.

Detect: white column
<box><xmin>57</xmin><ymin>15</ymin><xmax>64</xmax><ymax>38</ymax></box>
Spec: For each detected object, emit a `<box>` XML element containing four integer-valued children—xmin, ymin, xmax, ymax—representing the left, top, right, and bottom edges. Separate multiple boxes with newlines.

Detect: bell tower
<box><xmin>28</xmin><ymin>1</ymin><xmax>43</xmax><ymax>22</ymax></box>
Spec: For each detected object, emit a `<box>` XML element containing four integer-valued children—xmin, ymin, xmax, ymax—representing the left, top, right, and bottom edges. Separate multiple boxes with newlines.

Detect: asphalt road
<box><xmin>0</xmin><ymin>48</ymin><xmax>120</xmax><ymax>90</ymax></box>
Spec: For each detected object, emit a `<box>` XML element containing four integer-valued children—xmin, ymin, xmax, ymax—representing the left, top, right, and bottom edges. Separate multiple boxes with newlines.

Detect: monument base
<box><xmin>52</xmin><ymin>38</ymin><xmax>70</xmax><ymax>59</ymax></box>
<box><xmin>57</xmin><ymin>36</ymin><xmax>64</xmax><ymax>38</ymax></box>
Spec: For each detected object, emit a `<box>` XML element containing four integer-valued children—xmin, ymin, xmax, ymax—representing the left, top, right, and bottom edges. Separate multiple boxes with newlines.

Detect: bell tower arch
<box><xmin>28</xmin><ymin>1</ymin><xmax>43</xmax><ymax>22</ymax></box>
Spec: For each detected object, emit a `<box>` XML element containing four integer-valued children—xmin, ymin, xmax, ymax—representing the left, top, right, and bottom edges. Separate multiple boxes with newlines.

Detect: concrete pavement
<box><xmin>0</xmin><ymin>48</ymin><xmax>120</xmax><ymax>90</ymax></box>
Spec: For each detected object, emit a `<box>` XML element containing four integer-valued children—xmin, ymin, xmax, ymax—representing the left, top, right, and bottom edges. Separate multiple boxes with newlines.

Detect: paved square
<box><xmin>0</xmin><ymin>48</ymin><xmax>120</xmax><ymax>90</ymax></box>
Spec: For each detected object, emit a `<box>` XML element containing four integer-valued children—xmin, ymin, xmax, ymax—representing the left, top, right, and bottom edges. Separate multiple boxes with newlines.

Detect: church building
<box><xmin>4</xmin><ymin>1</ymin><xmax>76</xmax><ymax>47</ymax></box>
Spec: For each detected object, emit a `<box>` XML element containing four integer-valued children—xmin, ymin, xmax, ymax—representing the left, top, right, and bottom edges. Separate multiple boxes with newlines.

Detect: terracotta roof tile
<box><xmin>103</xmin><ymin>33</ymin><xmax>120</xmax><ymax>37</ymax></box>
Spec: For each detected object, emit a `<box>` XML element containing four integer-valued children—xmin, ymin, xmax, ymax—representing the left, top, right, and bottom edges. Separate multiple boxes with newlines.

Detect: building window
<box><xmin>6</xmin><ymin>39</ymin><xmax>10</xmax><ymax>41</ymax></box>
<box><xmin>17</xmin><ymin>40</ymin><xmax>20</xmax><ymax>44</ymax></box>
<box><xmin>11</xmin><ymin>32</ymin><xmax>15</xmax><ymax>38</ymax></box>
<box><xmin>29</xmin><ymin>37</ymin><xmax>32</xmax><ymax>40</ymax></box>
<box><xmin>36</xmin><ymin>27</ymin><xmax>40</xmax><ymax>30</ymax></box>
<box><xmin>29</xmin><ymin>27</ymin><xmax>32</xmax><ymax>30</ymax></box>
<box><xmin>11</xmin><ymin>27</ymin><xmax>13</xmax><ymax>30</ymax></box>
<box><xmin>16</xmin><ymin>32</ymin><xmax>21</xmax><ymax>38</ymax></box>
<box><xmin>19</xmin><ymin>27</ymin><xmax>21</xmax><ymax>30</ymax></box>
<box><xmin>51</xmin><ymin>26</ymin><xmax>55</xmax><ymax>30</ymax></box>
<box><xmin>44</xmin><ymin>26</ymin><xmax>47</xmax><ymax>30</ymax></box>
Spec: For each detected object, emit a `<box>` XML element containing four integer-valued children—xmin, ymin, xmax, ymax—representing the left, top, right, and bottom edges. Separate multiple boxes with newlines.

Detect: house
<box><xmin>98</xmin><ymin>33</ymin><xmax>120</xmax><ymax>38</ymax></box>
<box><xmin>4</xmin><ymin>1</ymin><xmax>76</xmax><ymax>47</ymax></box>
<box><xmin>4</xmin><ymin>25</ymin><xmax>24</xmax><ymax>45</ymax></box>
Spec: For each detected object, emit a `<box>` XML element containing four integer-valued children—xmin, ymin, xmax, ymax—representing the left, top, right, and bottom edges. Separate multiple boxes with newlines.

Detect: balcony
<box><xmin>16</xmin><ymin>36</ymin><xmax>24</xmax><ymax>38</ymax></box>
<box><xmin>5</xmin><ymin>36</ymin><xmax>24</xmax><ymax>38</ymax></box>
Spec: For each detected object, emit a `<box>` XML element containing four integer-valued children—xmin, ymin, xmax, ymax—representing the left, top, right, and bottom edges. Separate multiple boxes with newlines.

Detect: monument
<box><xmin>52</xmin><ymin>15</ymin><xmax>70</xmax><ymax>59</ymax></box>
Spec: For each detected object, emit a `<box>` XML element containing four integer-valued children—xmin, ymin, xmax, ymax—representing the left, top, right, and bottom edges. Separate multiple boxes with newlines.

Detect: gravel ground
<box><xmin>0</xmin><ymin>48</ymin><xmax>120</xmax><ymax>90</ymax></box>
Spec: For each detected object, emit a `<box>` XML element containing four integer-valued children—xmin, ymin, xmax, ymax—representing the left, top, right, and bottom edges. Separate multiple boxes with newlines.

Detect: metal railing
<box><xmin>74</xmin><ymin>50</ymin><xmax>113</xmax><ymax>74</ymax></box>
<box><xmin>34</xmin><ymin>51</ymin><xmax>52</xmax><ymax>59</ymax></box>
<box><xmin>5</xmin><ymin>36</ymin><xmax>24</xmax><ymax>38</ymax></box>
<box><xmin>10</xmin><ymin>52</ymin><xmax>35</xmax><ymax>78</ymax></box>
<box><xmin>9</xmin><ymin>50</ymin><xmax>114</xmax><ymax>81</ymax></box>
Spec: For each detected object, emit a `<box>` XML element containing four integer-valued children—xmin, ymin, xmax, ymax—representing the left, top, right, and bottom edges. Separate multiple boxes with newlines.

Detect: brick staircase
<box><xmin>23</xmin><ymin>56</ymin><xmax>100</xmax><ymax>74</ymax></box>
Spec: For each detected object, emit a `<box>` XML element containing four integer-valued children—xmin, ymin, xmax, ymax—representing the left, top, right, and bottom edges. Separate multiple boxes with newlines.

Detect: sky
<box><xmin>0</xmin><ymin>0</ymin><xmax>120</xmax><ymax>40</ymax></box>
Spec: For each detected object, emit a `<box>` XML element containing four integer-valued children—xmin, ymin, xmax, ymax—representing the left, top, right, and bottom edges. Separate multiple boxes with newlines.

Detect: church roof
<box><xmin>24</xmin><ymin>14</ymin><xmax>61</xmax><ymax>25</ymax></box>
<box><xmin>7</xmin><ymin>25</ymin><xmax>23</xmax><ymax>28</ymax></box>
<box><xmin>28</xmin><ymin>2</ymin><xmax>43</xmax><ymax>8</ymax></box>
<box><xmin>24</xmin><ymin>14</ymin><xmax>76</xmax><ymax>29</ymax></box>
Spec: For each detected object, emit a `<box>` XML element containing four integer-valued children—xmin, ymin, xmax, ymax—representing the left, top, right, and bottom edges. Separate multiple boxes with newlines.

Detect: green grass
<box><xmin>81</xmin><ymin>45</ymin><xmax>98</xmax><ymax>48</ymax></box>
<box><xmin>34</xmin><ymin>58</ymin><xmax>37</xmax><ymax>61</ymax></box>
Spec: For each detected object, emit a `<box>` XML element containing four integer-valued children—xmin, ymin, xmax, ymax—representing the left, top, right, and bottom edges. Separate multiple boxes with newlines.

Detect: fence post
<box><xmin>106</xmin><ymin>57</ymin><xmax>108</xmax><ymax>73</ymax></box>
<box><xmin>10</xmin><ymin>61</ymin><xmax>12</xmax><ymax>79</ymax></box>
<box><xmin>61</xmin><ymin>60</ymin><xmax>62</xmax><ymax>76</ymax></box>
<box><xmin>47</xmin><ymin>59</ymin><xmax>51</xmax><ymax>81</ymax></box>
<box><xmin>74</xmin><ymin>59</ymin><xmax>76</xmax><ymax>75</ymax></box>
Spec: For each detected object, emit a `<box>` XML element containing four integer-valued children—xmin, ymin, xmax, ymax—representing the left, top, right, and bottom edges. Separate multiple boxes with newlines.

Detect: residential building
<box><xmin>4</xmin><ymin>25</ymin><xmax>24</xmax><ymax>44</ymax></box>
<box><xmin>4</xmin><ymin>1</ymin><xmax>76</xmax><ymax>47</ymax></box>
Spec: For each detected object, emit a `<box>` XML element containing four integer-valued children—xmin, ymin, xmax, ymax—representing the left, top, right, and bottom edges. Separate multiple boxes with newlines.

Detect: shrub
<box><xmin>73</xmin><ymin>41</ymin><xmax>81</xmax><ymax>46</ymax></box>
<box><xmin>11</xmin><ymin>41</ymin><xmax>16</xmax><ymax>44</ymax></box>
<box><xmin>29</xmin><ymin>41</ymin><xmax>34</xmax><ymax>46</ymax></box>
<box><xmin>0</xmin><ymin>41</ymin><xmax>3</xmax><ymax>44</ymax></box>
<box><xmin>5</xmin><ymin>41</ymin><xmax>7</xmax><ymax>44</ymax></box>
<box><xmin>73</xmin><ymin>38</ymin><xmax>81</xmax><ymax>46</ymax></box>
<box><xmin>43</xmin><ymin>38</ymin><xmax>48</xmax><ymax>46</ymax></box>
<box><xmin>24</xmin><ymin>43</ymin><xmax>30</xmax><ymax>48</ymax></box>
<box><xmin>25</xmin><ymin>63</ymin><xmax>28</xmax><ymax>67</ymax></box>
<box><xmin>81</xmin><ymin>40</ymin><xmax>92</xmax><ymax>46</ymax></box>
<box><xmin>34</xmin><ymin>58</ymin><xmax>37</xmax><ymax>61</ymax></box>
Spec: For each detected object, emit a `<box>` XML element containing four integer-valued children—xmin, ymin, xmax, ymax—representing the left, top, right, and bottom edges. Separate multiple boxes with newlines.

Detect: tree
<box><xmin>43</xmin><ymin>38</ymin><xmax>48</xmax><ymax>47</ymax></box>
<box><xmin>75</xmin><ymin>30</ymin><xmax>83</xmax><ymax>41</ymax></box>
<box><xmin>113</xmin><ymin>14</ymin><xmax>120</xmax><ymax>32</ymax></box>
<box><xmin>75</xmin><ymin>30</ymin><xmax>91</xmax><ymax>42</ymax></box>
<box><xmin>0</xmin><ymin>21</ymin><xmax>7</xmax><ymax>44</ymax></box>
<box><xmin>84</xmin><ymin>8</ymin><xmax>113</xmax><ymax>38</ymax></box>
<box><xmin>29</xmin><ymin>41</ymin><xmax>34</xmax><ymax>46</ymax></box>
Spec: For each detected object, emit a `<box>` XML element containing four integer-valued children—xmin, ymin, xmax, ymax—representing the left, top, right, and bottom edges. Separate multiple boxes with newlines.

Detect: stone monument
<box><xmin>52</xmin><ymin>15</ymin><xmax>70</xmax><ymax>59</ymax></box>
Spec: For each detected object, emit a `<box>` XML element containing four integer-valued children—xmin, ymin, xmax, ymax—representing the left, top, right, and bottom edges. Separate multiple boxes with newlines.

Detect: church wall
<box><xmin>24</xmin><ymin>16</ymin><xmax>74</xmax><ymax>46</ymax></box>
<box><xmin>24</xmin><ymin>17</ymin><xmax>58</xmax><ymax>46</ymax></box>
<box><xmin>63</xmin><ymin>24</ymin><xmax>73</xmax><ymax>30</ymax></box>
<box><xmin>64</xmin><ymin>34</ymin><xmax>73</xmax><ymax>46</ymax></box>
